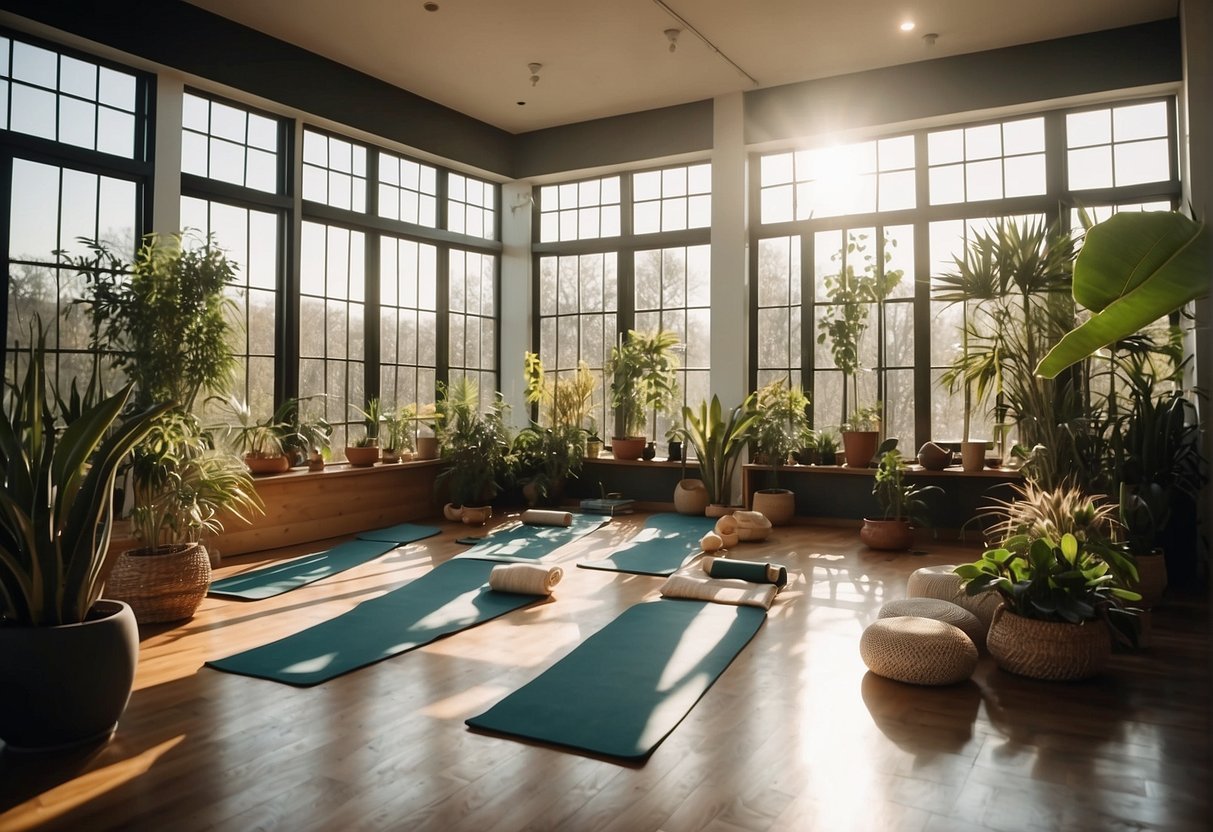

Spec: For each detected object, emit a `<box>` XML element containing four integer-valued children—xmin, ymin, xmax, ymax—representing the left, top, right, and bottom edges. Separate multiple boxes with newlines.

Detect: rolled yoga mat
<box><xmin>660</xmin><ymin>573</ymin><xmax>778</xmax><ymax>611</ymax></box>
<box><xmin>521</xmin><ymin>509</ymin><xmax>573</xmax><ymax>527</ymax></box>
<box><xmin>206</xmin><ymin>558</ymin><xmax>550</xmax><ymax>686</ymax></box>
<box><xmin>455</xmin><ymin>513</ymin><xmax>608</xmax><ymax>562</ymax></box>
<box><xmin>577</xmin><ymin>513</ymin><xmax>718</xmax><ymax>577</ymax></box>
<box><xmin>488</xmin><ymin>563</ymin><xmax>563</xmax><ymax>595</ymax></box>
<box><xmin>702</xmin><ymin>556</ymin><xmax>788</xmax><ymax>588</ymax></box>
<box><xmin>466</xmin><ymin>599</ymin><xmax>766</xmax><ymax>761</ymax></box>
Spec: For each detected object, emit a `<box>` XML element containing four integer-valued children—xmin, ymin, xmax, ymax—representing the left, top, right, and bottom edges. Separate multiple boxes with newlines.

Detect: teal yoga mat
<box><xmin>206</xmin><ymin>558</ymin><xmax>544</xmax><ymax>686</ymax></box>
<box><xmin>578</xmin><ymin>513</ymin><xmax>717</xmax><ymax>576</ymax></box>
<box><xmin>466</xmin><ymin>599</ymin><xmax>765</xmax><ymax>762</ymax></box>
<box><xmin>208</xmin><ymin>524</ymin><xmax>440</xmax><ymax>601</ymax></box>
<box><xmin>455</xmin><ymin>513</ymin><xmax>608</xmax><ymax>561</ymax></box>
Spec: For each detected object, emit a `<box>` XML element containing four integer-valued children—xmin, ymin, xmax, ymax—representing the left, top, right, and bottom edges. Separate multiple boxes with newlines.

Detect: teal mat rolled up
<box><xmin>704</xmin><ymin>556</ymin><xmax>788</xmax><ymax>588</ymax></box>
<box><xmin>208</xmin><ymin>524</ymin><xmax>440</xmax><ymax>600</ymax></box>
<box><xmin>206</xmin><ymin>558</ymin><xmax>546</xmax><ymax>686</ymax></box>
<box><xmin>578</xmin><ymin>513</ymin><xmax>717</xmax><ymax>576</ymax></box>
<box><xmin>455</xmin><ymin>513</ymin><xmax>608</xmax><ymax>561</ymax></box>
<box><xmin>466</xmin><ymin>599</ymin><xmax>765</xmax><ymax>761</ymax></box>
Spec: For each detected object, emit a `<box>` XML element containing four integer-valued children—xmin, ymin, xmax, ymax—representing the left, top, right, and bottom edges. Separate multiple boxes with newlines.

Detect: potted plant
<box><xmin>605</xmin><ymin>329</ymin><xmax>680</xmax><ymax>460</ymax></box>
<box><xmin>860</xmin><ymin>443</ymin><xmax>942</xmax><ymax>550</ymax></box>
<box><xmin>678</xmin><ymin>393</ymin><xmax>758</xmax><ymax>516</ymax></box>
<box><xmin>816</xmin><ymin>231</ymin><xmax>902</xmax><ymax>468</ymax></box>
<box><xmin>72</xmin><ymin>232</ymin><xmax>263</xmax><ymax>623</ymax></box>
<box><xmin>381</xmin><ymin>403</ymin><xmax>417</xmax><ymax>463</ymax></box>
<box><xmin>0</xmin><ymin>329</ymin><xmax>167</xmax><ymax>751</ymax></box>
<box><xmin>345</xmin><ymin>397</ymin><xmax>383</xmax><ymax>466</ymax></box>
<box><xmin>750</xmin><ymin>377</ymin><xmax>809</xmax><ymax>525</ymax></box>
<box><xmin>816</xmin><ymin>429</ymin><xmax>840</xmax><ymax>466</ymax></box>
<box><xmin>956</xmin><ymin>481</ymin><xmax>1141</xmax><ymax>680</ymax></box>
<box><xmin>212</xmin><ymin>395</ymin><xmax>291</xmax><ymax>475</ymax></box>
<box><xmin>274</xmin><ymin>394</ymin><xmax>332</xmax><ymax>468</ymax></box>
<box><xmin>585</xmin><ymin>418</ymin><xmax>603</xmax><ymax>459</ymax></box>
<box><xmin>435</xmin><ymin>378</ymin><xmax>512</xmax><ymax>524</ymax></box>
<box><xmin>513</xmin><ymin>352</ymin><xmax>588</xmax><ymax>505</ymax></box>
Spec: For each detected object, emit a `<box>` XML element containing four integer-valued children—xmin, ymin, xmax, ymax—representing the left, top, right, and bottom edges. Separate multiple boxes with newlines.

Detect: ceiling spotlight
<box><xmin>665</xmin><ymin>28</ymin><xmax>681</xmax><ymax>53</ymax></box>
<box><xmin>899</xmin><ymin>21</ymin><xmax>915</xmax><ymax>32</ymax></box>
<box><xmin>423</xmin><ymin>2</ymin><xmax>439</xmax><ymax>11</ymax></box>
<box><xmin>922</xmin><ymin>32</ymin><xmax>938</xmax><ymax>46</ymax></box>
<box><xmin>528</xmin><ymin>62</ymin><xmax>542</xmax><ymax>87</ymax></box>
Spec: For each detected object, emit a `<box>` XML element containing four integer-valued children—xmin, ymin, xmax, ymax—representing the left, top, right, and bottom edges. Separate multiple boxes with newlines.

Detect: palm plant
<box><xmin>0</xmin><ymin>328</ymin><xmax>168</xmax><ymax>626</ymax></box>
<box><xmin>605</xmin><ymin>329</ymin><xmax>681</xmax><ymax>439</ymax></box>
<box><xmin>679</xmin><ymin>394</ymin><xmax>758</xmax><ymax>506</ymax></box>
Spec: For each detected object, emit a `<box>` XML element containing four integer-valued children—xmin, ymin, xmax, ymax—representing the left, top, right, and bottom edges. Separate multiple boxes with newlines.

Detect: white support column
<box><xmin>499</xmin><ymin>181</ymin><xmax>534</xmax><ymax>430</ymax></box>
<box><xmin>151</xmin><ymin>73</ymin><xmax>184</xmax><ymax>235</ymax></box>
<box><xmin>711</xmin><ymin>92</ymin><xmax>749</xmax><ymax>504</ymax></box>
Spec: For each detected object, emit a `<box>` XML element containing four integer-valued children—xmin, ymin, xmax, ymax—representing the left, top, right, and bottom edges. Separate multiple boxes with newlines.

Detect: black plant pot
<box><xmin>668</xmin><ymin>440</ymin><xmax>682</xmax><ymax>462</ymax></box>
<box><xmin>642</xmin><ymin>441</ymin><xmax>657</xmax><ymax>461</ymax></box>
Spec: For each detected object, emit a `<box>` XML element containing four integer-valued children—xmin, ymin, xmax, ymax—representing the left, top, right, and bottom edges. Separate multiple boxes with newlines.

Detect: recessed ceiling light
<box><xmin>899</xmin><ymin>21</ymin><xmax>916</xmax><ymax>32</ymax></box>
<box><xmin>423</xmin><ymin>2</ymin><xmax>439</xmax><ymax>11</ymax></box>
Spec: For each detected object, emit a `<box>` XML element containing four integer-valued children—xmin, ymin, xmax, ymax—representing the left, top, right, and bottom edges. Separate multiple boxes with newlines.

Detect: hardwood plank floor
<box><xmin>2</xmin><ymin>513</ymin><xmax>1209</xmax><ymax>832</ymax></box>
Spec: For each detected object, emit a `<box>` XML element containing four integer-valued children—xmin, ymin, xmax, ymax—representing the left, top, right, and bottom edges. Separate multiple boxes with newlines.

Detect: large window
<box><xmin>535</xmin><ymin>163</ymin><xmax>710</xmax><ymax>449</ymax></box>
<box><xmin>751</xmin><ymin>97</ymin><xmax>1179</xmax><ymax>447</ymax></box>
<box><xmin>2</xmin><ymin>33</ymin><xmax>149</xmax><ymax>399</ymax></box>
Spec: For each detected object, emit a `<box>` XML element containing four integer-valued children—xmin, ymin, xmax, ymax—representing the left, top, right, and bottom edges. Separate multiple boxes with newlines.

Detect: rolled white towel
<box><xmin>521</xmin><ymin>509</ymin><xmax>574</xmax><ymax>527</ymax></box>
<box><xmin>488</xmin><ymin>563</ymin><xmax>563</xmax><ymax>595</ymax></box>
<box><xmin>660</xmin><ymin>573</ymin><xmax>777</xmax><ymax>610</ymax></box>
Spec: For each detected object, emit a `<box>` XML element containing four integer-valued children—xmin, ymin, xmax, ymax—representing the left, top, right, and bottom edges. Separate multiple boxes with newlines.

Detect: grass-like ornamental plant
<box><xmin>955</xmin><ymin>532</ymin><xmax>1140</xmax><ymax>645</ymax></box>
<box><xmin>678</xmin><ymin>394</ymin><xmax>758</xmax><ymax>506</ymax></box>
<box><xmin>0</xmin><ymin>330</ymin><xmax>168</xmax><ymax>626</ymax></box>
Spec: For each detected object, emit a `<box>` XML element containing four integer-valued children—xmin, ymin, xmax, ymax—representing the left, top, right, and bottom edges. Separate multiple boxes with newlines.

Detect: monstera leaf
<box><xmin>1036</xmin><ymin>211</ymin><xmax>1210</xmax><ymax>378</ymax></box>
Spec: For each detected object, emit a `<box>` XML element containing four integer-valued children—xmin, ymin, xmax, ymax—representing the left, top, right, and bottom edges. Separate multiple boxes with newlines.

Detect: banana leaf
<box><xmin>1036</xmin><ymin>212</ymin><xmax>1209</xmax><ymax>378</ymax></box>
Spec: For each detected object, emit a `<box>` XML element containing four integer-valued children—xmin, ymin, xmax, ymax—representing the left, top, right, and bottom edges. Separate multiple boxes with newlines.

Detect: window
<box><xmin>377</xmin><ymin>150</ymin><xmax>437</xmax><ymax>227</ymax></box>
<box><xmin>302</xmin><ymin>129</ymin><xmax>367</xmax><ymax>211</ymax></box>
<box><xmin>379</xmin><ymin>236</ymin><xmax>438</xmax><ymax>416</ymax></box>
<box><xmin>182</xmin><ymin>92</ymin><xmax>279</xmax><ymax>193</ymax></box>
<box><xmin>752</xmin><ymin>97</ymin><xmax>1178</xmax><ymax>447</ymax></box>
<box><xmin>2</xmin><ymin>34</ymin><xmax>149</xmax><ymax>400</ymax></box>
<box><xmin>633</xmin><ymin>164</ymin><xmax>710</xmax><ymax>233</ymax></box>
<box><xmin>447</xmin><ymin>248</ymin><xmax>497</xmax><ymax>409</ymax></box>
<box><xmin>539</xmin><ymin>175</ymin><xmax>621</xmax><ymax>243</ymax></box>
<box><xmin>448</xmin><ymin>173</ymin><xmax>495</xmax><ymax>239</ymax></box>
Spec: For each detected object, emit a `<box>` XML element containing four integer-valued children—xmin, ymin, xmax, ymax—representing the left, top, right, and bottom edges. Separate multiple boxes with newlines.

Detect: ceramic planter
<box><xmin>461</xmin><ymin>505</ymin><xmax>492</xmax><ymax>526</ymax></box>
<box><xmin>345</xmin><ymin>445</ymin><xmax>379</xmax><ymax>467</ymax></box>
<box><xmin>842</xmin><ymin>430</ymin><xmax>879</xmax><ymax>468</ymax></box>
<box><xmin>244</xmin><ymin>453</ymin><xmax>290</xmax><ymax>475</ymax></box>
<box><xmin>916</xmin><ymin>441</ymin><xmax>951</xmax><ymax>471</ymax></box>
<box><xmin>987</xmin><ymin>606</ymin><xmax>1111</xmax><ymax>681</ymax></box>
<box><xmin>0</xmin><ymin>600</ymin><xmax>139</xmax><ymax>752</ymax></box>
<box><xmin>859</xmin><ymin>517</ymin><xmax>913</xmax><ymax>550</ymax></box>
<box><xmin>673</xmin><ymin>478</ymin><xmax>710</xmax><ymax>515</ymax></box>
<box><xmin>611</xmin><ymin>436</ymin><xmax>646</xmax><ymax>461</ymax></box>
<box><xmin>414</xmin><ymin>436</ymin><xmax>439</xmax><ymax>460</ymax></box>
<box><xmin>960</xmin><ymin>441</ymin><xmax>987</xmax><ymax>473</ymax></box>
<box><xmin>586</xmin><ymin>439</ymin><xmax>603</xmax><ymax>458</ymax></box>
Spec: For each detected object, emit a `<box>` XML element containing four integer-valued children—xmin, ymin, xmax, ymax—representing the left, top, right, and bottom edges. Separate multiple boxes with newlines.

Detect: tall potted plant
<box><xmin>750</xmin><ymin>377</ymin><xmax>809</xmax><ymax>525</ymax></box>
<box><xmin>435</xmin><ymin>378</ymin><xmax>512</xmax><ymax>524</ymax></box>
<box><xmin>605</xmin><ymin>329</ymin><xmax>680</xmax><ymax>460</ymax></box>
<box><xmin>73</xmin><ymin>232</ymin><xmax>263</xmax><ymax>623</ymax></box>
<box><xmin>679</xmin><ymin>393</ymin><xmax>758</xmax><ymax>516</ymax></box>
<box><xmin>816</xmin><ymin>231</ymin><xmax>902</xmax><ymax>468</ymax></box>
<box><xmin>0</xmin><ymin>329</ymin><xmax>167</xmax><ymax>750</ymax></box>
<box><xmin>512</xmin><ymin>352</ymin><xmax>589</xmax><ymax>506</ymax></box>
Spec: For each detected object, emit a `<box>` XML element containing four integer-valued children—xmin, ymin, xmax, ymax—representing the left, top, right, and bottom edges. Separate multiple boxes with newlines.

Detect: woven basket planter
<box><xmin>987</xmin><ymin>606</ymin><xmax>1110</xmax><ymax>681</ymax></box>
<box><xmin>106</xmin><ymin>543</ymin><xmax>212</xmax><ymax>624</ymax></box>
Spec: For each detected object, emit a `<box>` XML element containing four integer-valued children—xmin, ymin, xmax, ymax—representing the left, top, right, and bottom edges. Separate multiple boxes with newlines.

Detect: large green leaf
<box><xmin>1036</xmin><ymin>212</ymin><xmax>1210</xmax><ymax>378</ymax></box>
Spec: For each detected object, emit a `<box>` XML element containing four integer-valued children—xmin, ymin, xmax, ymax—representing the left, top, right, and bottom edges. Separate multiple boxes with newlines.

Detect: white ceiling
<box><xmin>186</xmin><ymin>0</ymin><xmax>1177</xmax><ymax>134</ymax></box>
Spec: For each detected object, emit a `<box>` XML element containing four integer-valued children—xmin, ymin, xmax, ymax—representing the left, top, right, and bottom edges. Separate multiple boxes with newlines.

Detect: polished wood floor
<box><xmin>2</xmin><ymin>513</ymin><xmax>1210</xmax><ymax>832</ymax></box>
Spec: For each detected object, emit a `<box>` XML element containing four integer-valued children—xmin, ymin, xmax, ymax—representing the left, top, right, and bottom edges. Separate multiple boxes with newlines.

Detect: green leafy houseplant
<box><xmin>513</xmin><ymin>352</ymin><xmax>587</xmax><ymax>504</ymax></box>
<box><xmin>679</xmin><ymin>394</ymin><xmax>758</xmax><ymax>507</ymax></box>
<box><xmin>605</xmin><ymin>329</ymin><xmax>680</xmax><ymax>442</ymax></box>
<box><xmin>752</xmin><ymin>378</ymin><xmax>809</xmax><ymax>480</ymax></box>
<box><xmin>435</xmin><ymin>378</ymin><xmax>512</xmax><ymax>507</ymax></box>
<box><xmin>871</xmin><ymin>448</ymin><xmax>942</xmax><ymax>525</ymax></box>
<box><xmin>0</xmin><ymin>330</ymin><xmax>168</xmax><ymax>626</ymax></box>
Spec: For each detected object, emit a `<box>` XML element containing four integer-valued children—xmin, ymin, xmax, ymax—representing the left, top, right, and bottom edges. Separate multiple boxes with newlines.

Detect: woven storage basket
<box><xmin>107</xmin><ymin>543</ymin><xmax>212</xmax><ymax>624</ymax></box>
<box><xmin>986</xmin><ymin>606</ymin><xmax>1110</xmax><ymax>681</ymax></box>
<box><xmin>860</xmin><ymin>616</ymin><xmax>977</xmax><ymax>686</ymax></box>
<box><xmin>878</xmin><ymin>597</ymin><xmax>986</xmax><ymax>652</ymax></box>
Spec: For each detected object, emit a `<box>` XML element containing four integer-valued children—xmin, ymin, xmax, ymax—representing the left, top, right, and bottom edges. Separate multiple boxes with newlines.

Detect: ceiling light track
<box><xmin>650</xmin><ymin>0</ymin><xmax>759</xmax><ymax>87</ymax></box>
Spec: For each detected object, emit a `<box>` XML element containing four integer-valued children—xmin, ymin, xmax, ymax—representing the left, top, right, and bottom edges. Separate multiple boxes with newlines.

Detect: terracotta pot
<box><xmin>106</xmin><ymin>543</ymin><xmax>211</xmax><ymax>624</ymax></box>
<box><xmin>987</xmin><ymin>606</ymin><xmax>1110</xmax><ymax>681</ymax></box>
<box><xmin>859</xmin><ymin>517</ymin><xmax>913</xmax><ymax>550</ymax></box>
<box><xmin>842</xmin><ymin>431</ymin><xmax>879</xmax><ymax>468</ymax></box>
<box><xmin>673</xmin><ymin>479</ymin><xmax>710</xmax><ymax>515</ymax></box>
<box><xmin>751</xmin><ymin>489</ymin><xmax>795</xmax><ymax>526</ymax></box>
<box><xmin>345</xmin><ymin>446</ymin><xmax>379</xmax><ymax>467</ymax></box>
<box><xmin>414</xmin><ymin>436</ymin><xmax>439</xmax><ymax>460</ymax></box>
<box><xmin>0</xmin><ymin>600</ymin><xmax>138</xmax><ymax>752</ymax></box>
<box><xmin>381</xmin><ymin>449</ymin><xmax>401</xmax><ymax>464</ymax></box>
<box><xmin>443</xmin><ymin>502</ymin><xmax>464</xmax><ymax>522</ymax></box>
<box><xmin>307</xmin><ymin>452</ymin><xmax>325</xmax><ymax>471</ymax></box>
<box><xmin>705</xmin><ymin>503</ymin><xmax>736</xmax><ymax>519</ymax></box>
<box><xmin>244</xmin><ymin>454</ymin><xmax>290</xmax><ymax>475</ymax></box>
<box><xmin>611</xmin><ymin>436</ymin><xmax>647</xmax><ymax>461</ymax></box>
<box><xmin>960</xmin><ymin>441</ymin><xmax>987</xmax><ymax>473</ymax></box>
<box><xmin>461</xmin><ymin>505</ymin><xmax>492</xmax><ymax>526</ymax></box>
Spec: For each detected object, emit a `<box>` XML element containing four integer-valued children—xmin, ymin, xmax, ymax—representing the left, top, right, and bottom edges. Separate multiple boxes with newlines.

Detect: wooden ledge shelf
<box><xmin>743</xmin><ymin>462</ymin><xmax>1022</xmax><ymax>478</ymax></box>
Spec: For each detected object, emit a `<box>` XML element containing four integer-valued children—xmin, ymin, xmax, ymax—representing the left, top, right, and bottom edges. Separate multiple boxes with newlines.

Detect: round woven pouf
<box><xmin>906</xmin><ymin>564</ymin><xmax>1001</xmax><ymax>631</ymax></box>
<box><xmin>860</xmin><ymin>617</ymin><xmax>978</xmax><ymax>686</ymax></box>
<box><xmin>878</xmin><ymin>597</ymin><xmax>986</xmax><ymax>652</ymax></box>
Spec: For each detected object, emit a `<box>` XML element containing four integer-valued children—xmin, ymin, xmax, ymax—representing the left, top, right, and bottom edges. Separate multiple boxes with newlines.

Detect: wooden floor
<box><xmin>2</xmin><ymin>513</ymin><xmax>1210</xmax><ymax>832</ymax></box>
